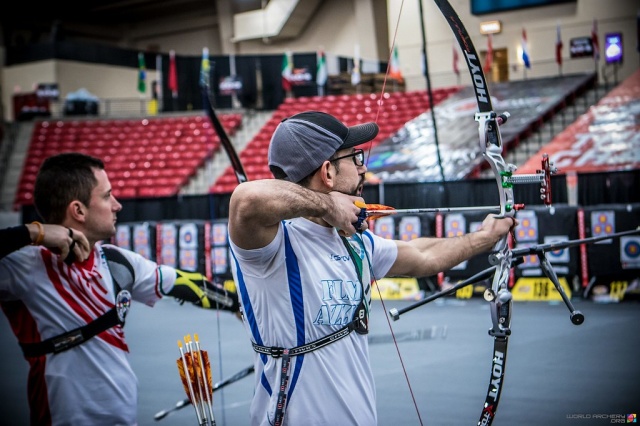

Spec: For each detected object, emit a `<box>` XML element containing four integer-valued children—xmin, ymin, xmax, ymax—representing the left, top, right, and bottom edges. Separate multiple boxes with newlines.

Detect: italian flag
<box><xmin>316</xmin><ymin>50</ymin><xmax>328</xmax><ymax>87</ymax></box>
<box><xmin>282</xmin><ymin>52</ymin><xmax>293</xmax><ymax>91</ymax></box>
<box><xmin>389</xmin><ymin>46</ymin><xmax>403</xmax><ymax>83</ymax></box>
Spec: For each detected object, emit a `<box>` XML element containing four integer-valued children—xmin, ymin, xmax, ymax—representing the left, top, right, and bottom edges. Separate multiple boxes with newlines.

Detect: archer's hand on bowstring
<box><xmin>167</xmin><ymin>270</ymin><xmax>241</xmax><ymax>317</ymax></box>
<box><xmin>27</xmin><ymin>222</ymin><xmax>91</xmax><ymax>263</ymax></box>
<box><xmin>323</xmin><ymin>192</ymin><xmax>368</xmax><ymax>237</ymax></box>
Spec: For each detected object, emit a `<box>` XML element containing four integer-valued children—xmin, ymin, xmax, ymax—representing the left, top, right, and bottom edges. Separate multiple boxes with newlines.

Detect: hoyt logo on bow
<box><xmin>464</xmin><ymin>51</ymin><xmax>489</xmax><ymax>104</ymax></box>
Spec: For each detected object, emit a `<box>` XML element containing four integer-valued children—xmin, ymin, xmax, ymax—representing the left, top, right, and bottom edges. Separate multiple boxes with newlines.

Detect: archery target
<box><xmin>620</xmin><ymin>236</ymin><xmax>640</xmax><ymax>268</ymax></box>
<box><xmin>211</xmin><ymin>246</ymin><xmax>229</xmax><ymax>274</ymax></box>
<box><xmin>159</xmin><ymin>223</ymin><xmax>177</xmax><ymax>267</ymax></box>
<box><xmin>445</xmin><ymin>214</ymin><xmax>467</xmax><ymax>270</ymax></box>
<box><xmin>516</xmin><ymin>242</ymin><xmax>540</xmax><ymax>270</ymax></box>
<box><xmin>133</xmin><ymin>223</ymin><xmax>152</xmax><ymax>259</ymax></box>
<box><xmin>445</xmin><ymin>214</ymin><xmax>465</xmax><ymax>238</ymax></box>
<box><xmin>211</xmin><ymin>222</ymin><xmax>228</xmax><ymax>246</ymax></box>
<box><xmin>179</xmin><ymin>248</ymin><xmax>198</xmax><ymax>271</ymax></box>
<box><xmin>399</xmin><ymin>216</ymin><xmax>420</xmax><ymax>241</ymax></box>
<box><xmin>115</xmin><ymin>224</ymin><xmax>131</xmax><ymax>250</ymax></box>
<box><xmin>591</xmin><ymin>210</ymin><xmax>615</xmax><ymax>243</ymax></box>
<box><xmin>179</xmin><ymin>223</ymin><xmax>198</xmax><ymax>250</ymax></box>
<box><xmin>515</xmin><ymin>210</ymin><xmax>538</xmax><ymax>242</ymax></box>
<box><xmin>374</xmin><ymin>216</ymin><xmax>395</xmax><ymax>240</ymax></box>
<box><xmin>544</xmin><ymin>235</ymin><xmax>570</xmax><ymax>263</ymax></box>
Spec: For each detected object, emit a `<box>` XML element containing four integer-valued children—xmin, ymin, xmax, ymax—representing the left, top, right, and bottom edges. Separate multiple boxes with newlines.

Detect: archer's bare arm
<box><xmin>387</xmin><ymin>214</ymin><xmax>516</xmax><ymax>278</ymax></box>
<box><xmin>228</xmin><ymin>180</ymin><xmax>365</xmax><ymax>250</ymax></box>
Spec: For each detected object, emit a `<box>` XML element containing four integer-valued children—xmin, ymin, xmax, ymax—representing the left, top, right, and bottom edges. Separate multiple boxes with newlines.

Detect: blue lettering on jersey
<box><xmin>314</xmin><ymin>279</ymin><xmax>363</xmax><ymax>326</ymax></box>
<box><xmin>313</xmin><ymin>303</ymin><xmax>356</xmax><ymax>326</ymax></box>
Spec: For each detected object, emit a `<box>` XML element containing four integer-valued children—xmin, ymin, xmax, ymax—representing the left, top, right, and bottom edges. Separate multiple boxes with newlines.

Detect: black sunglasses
<box><xmin>330</xmin><ymin>149</ymin><xmax>365</xmax><ymax>167</ymax></box>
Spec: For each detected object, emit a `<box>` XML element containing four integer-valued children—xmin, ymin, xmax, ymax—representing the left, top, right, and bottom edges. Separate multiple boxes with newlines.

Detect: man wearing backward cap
<box><xmin>228</xmin><ymin>111</ymin><xmax>515</xmax><ymax>425</ymax></box>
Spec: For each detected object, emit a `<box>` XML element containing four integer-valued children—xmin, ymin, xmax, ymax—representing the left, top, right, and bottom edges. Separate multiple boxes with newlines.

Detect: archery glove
<box><xmin>167</xmin><ymin>270</ymin><xmax>240</xmax><ymax>313</ymax></box>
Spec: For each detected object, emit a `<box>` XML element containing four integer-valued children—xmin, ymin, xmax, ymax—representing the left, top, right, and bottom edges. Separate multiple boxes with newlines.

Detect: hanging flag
<box><xmin>149</xmin><ymin>54</ymin><xmax>162</xmax><ymax>115</ymax></box>
<box><xmin>637</xmin><ymin>9</ymin><xmax>640</xmax><ymax>53</ymax></box>
<box><xmin>351</xmin><ymin>44</ymin><xmax>361</xmax><ymax>86</ymax></box>
<box><xmin>483</xmin><ymin>34</ymin><xmax>493</xmax><ymax>73</ymax></box>
<box><xmin>137</xmin><ymin>53</ymin><xmax>146</xmax><ymax>94</ymax></box>
<box><xmin>168</xmin><ymin>50</ymin><xmax>178</xmax><ymax>99</ymax></box>
<box><xmin>556</xmin><ymin>23</ymin><xmax>563</xmax><ymax>67</ymax></box>
<box><xmin>521</xmin><ymin>29</ymin><xmax>531</xmax><ymax>69</ymax></box>
<box><xmin>155</xmin><ymin>54</ymin><xmax>163</xmax><ymax>101</ymax></box>
<box><xmin>389</xmin><ymin>46</ymin><xmax>404</xmax><ymax>83</ymax></box>
<box><xmin>200</xmin><ymin>47</ymin><xmax>210</xmax><ymax>89</ymax></box>
<box><xmin>281</xmin><ymin>51</ymin><xmax>293</xmax><ymax>91</ymax></box>
<box><xmin>351</xmin><ymin>60</ymin><xmax>361</xmax><ymax>86</ymax></box>
<box><xmin>591</xmin><ymin>19</ymin><xmax>600</xmax><ymax>61</ymax></box>
<box><xmin>316</xmin><ymin>50</ymin><xmax>328</xmax><ymax>87</ymax></box>
<box><xmin>452</xmin><ymin>42</ymin><xmax>459</xmax><ymax>77</ymax></box>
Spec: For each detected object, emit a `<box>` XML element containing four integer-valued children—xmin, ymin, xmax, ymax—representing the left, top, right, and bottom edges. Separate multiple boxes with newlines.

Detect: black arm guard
<box><xmin>168</xmin><ymin>270</ymin><xmax>240</xmax><ymax>313</ymax></box>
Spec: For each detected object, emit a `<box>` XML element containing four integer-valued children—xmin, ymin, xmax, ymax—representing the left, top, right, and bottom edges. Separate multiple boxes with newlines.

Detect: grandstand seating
<box><xmin>14</xmin><ymin>114</ymin><xmax>243</xmax><ymax>207</ymax></box>
<box><xmin>210</xmin><ymin>87</ymin><xmax>461</xmax><ymax>193</ymax></box>
<box><xmin>517</xmin><ymin>68</ymin><xmax>640</xmax><ymax>176</ymax></box>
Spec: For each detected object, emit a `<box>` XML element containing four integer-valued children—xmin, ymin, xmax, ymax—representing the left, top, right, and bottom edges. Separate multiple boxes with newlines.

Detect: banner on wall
<box><xmin>219</xmin><ymin>76</ymin><xmax>243</xmax><ymax>96</ymax></box>
<box><xmin>511</xmin><ymin>277</ymin><xmax>573</xmax><ymax>302</ymax></box>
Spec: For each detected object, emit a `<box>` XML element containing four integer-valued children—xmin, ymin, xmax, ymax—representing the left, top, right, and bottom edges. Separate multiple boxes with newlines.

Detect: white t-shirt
<box><xmin>230</xmin><ymin>218</ymin><xmax>398</xmax><ymax>426</ymax></box>
<box><xmin>0</xmin><ymin>243</ymin><xmax>176</xmax><ymax>426</ymax></box>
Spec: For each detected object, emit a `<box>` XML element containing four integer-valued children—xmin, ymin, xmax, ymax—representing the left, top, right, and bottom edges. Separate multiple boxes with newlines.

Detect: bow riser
<box><xmin>477</xmin><ymin>112</ymin><xmax>515</xmax><ymax>219</ymax></box>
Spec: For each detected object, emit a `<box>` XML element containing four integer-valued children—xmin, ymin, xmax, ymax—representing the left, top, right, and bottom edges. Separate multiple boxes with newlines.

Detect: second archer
<box><xmin>227</xmin><ymin>110</ymin><xmax>516</xmax><ymax>425</ymax></box>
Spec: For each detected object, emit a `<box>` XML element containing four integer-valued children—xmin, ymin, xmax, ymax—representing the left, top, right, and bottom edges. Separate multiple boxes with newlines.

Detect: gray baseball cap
<box><xmin>268</xmin><ymin>111</ymin><xmax>379</xmax><ymax>182</ymax></box>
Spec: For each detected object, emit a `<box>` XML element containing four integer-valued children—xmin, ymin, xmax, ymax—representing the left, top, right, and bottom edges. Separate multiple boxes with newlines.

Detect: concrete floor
<box><xmin>1</xmin><ymin>296</ymin><xmax>639</xmax><ymax>426</ymax></box>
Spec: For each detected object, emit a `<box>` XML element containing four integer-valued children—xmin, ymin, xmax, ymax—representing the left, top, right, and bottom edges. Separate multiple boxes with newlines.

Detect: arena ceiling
<box><xmin>1</xmin><ymin>0</ymin><xmax>265</xmax><ymax>47</ymax></box>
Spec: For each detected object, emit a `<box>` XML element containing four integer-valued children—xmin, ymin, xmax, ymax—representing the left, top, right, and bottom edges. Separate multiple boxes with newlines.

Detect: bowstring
<box><xmin>367</xmin><ymin>0</ymin><xmax>405</xmax><ymax>162</ymax></box>
<box><xmin>365</xmin><ymin>1</ymin><xmax>424</xmax><ymax>424</ymax></box>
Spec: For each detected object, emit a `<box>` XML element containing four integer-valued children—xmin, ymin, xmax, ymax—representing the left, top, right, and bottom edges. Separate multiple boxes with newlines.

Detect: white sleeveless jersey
<box><xmin>230</xmin><ymin>218</ymin><xmax>398</xmax><ymax>426</ymax></box>
<box><xmin>0</xmin><ymin>243</ymin><xmax>176</xmax><ymax>425</ymax></box>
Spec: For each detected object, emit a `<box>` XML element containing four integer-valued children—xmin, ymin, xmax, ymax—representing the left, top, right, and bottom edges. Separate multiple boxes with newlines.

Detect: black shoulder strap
<box><xmin>19</xmin><ymin>246</ymin><xmax>136</xmax><ymax>358</ymax></box>
<box><xmin>102</xmin><ymin>245</ymin><xmax>136</xmax><ymax>293</ymax></box>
